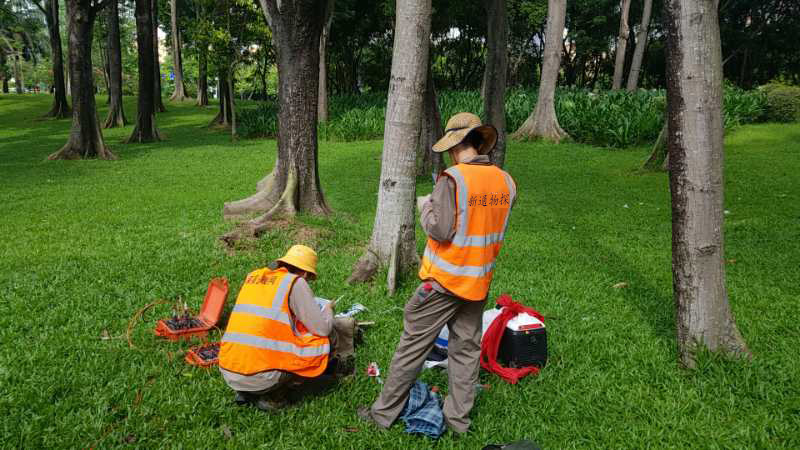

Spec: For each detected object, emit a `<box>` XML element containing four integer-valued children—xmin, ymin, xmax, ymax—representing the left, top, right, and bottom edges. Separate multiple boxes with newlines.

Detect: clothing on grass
<box><xmin>399</xmin><ymin>381</ymin><xmax>446</xmax><ymax>438</ymax></box>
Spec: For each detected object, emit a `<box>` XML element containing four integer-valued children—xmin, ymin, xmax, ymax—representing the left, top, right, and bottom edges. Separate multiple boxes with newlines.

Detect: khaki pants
<box><xmin>370</xmin><ymin>283</ymin><xmax>485</xmax><ymax>433</ymax></box>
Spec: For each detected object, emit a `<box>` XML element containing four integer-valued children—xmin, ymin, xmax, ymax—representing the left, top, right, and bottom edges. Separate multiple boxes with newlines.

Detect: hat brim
<box><xmin>432</xmin><ymin>124</ymin><xmax>498</xmax><ymax>155</ymax></box>
<box><xmin>275</xmin><ymin>258</ymin><xmax>318</xmax><ymax>279</ymax></box>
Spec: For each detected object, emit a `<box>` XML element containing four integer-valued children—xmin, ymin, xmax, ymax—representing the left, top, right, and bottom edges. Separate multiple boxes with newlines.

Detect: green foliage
<box><xmin>238</xmin><ymin>88</ymin><xmax>767</xmax><ymax>148</ymax></box>
<box><xmin>2</xmin><ymin>96</ymin><xmax>800</xmax><ymax>448</ymax></box>
<box><xmin>760</xmin><ymin>82</ymin><xmax>800</xmax><ymax>123</ymax></box>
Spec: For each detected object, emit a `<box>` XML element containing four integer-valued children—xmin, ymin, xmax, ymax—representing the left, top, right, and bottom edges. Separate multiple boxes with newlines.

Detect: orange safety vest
<box><xmin>419</xmin><ymin>163</ymin><xmax>516</xmax><ymax>301</ymax></box>
<box><xmin>219</xmin><ymin>267</ymin><xmax>330</xmax><ymax>377</ymax></box>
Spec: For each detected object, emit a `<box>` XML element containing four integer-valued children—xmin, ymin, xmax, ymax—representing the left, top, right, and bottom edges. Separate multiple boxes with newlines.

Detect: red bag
<box><xmin>480</xmin><ymin>294</ymin><xmax>545</xmax><ymax>384</ymax></box>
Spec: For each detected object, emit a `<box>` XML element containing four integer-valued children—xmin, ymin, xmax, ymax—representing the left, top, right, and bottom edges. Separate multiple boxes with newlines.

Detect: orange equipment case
<box><xmin>185</xmin><ymin>342</ymin><xmax>220</xmax><ymax>367</ymax></box>
<box><xmin>154</xmin><ymin>277</ymin><xmax>229</xmax><ymax>341</ymax></box>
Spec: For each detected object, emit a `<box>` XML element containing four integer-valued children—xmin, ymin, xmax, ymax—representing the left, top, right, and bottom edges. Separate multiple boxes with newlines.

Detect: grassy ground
<box><xmin>1</xmin><ymin>94</ymin><xmax>798</xmax><ymax>448</ymax></box>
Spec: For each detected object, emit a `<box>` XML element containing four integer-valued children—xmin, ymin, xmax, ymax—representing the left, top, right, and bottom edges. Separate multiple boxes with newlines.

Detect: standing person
<box><xmin>219</xmin><ymin>244</ymin><xmax>353</xmax><ymax>411</ymax></box>
<box><xmin>359</xmin><ymin>112</ymin><xmax>517</xmax><ymax>433</ymax></box>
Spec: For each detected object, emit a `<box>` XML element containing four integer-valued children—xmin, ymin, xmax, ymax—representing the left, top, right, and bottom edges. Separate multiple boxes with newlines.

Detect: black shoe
<box><xmin>234</xmin><ymin>391</ymin><xmax>249</xmax><ymax>406</ymax></box>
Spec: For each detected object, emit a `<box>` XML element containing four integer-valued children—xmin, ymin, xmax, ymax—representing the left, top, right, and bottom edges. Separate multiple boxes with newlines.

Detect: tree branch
<box><xmin>32</xmin><ymin>0</ymin><xmax>47</xmax><ymax>17</ymax></box>
<box><xmin>92</xmin><ymin>0</ymin><xmax>114</xmax><ymax>14</ymax></box>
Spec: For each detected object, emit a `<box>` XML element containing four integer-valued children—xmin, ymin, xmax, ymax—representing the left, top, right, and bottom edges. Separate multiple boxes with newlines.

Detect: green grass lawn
<box><xmin>1</xmin><ymin>94</ymin><xmax>798</xmax><ymax>448</ymax></box>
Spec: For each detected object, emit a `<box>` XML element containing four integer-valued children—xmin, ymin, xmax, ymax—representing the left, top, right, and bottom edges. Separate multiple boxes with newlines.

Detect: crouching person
<box><xmin>219</xmin><ymin>244</ymin><xmax>354</xmax><ymax>411</ymax></box>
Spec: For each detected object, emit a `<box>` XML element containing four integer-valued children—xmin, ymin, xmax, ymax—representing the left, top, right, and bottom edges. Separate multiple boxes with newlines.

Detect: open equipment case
<box><xmin>154</xmin><ymin>277</ymin><xmax>229</xmax><ymax>341</ymax></box>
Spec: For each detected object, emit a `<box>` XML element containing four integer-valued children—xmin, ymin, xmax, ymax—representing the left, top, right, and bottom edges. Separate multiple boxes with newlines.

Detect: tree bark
<box><xmin>168</xmin><ymin>0</ymin><xmax>187</xmax><ymax>101</ymax></box>
<box><xmin>221</xmin><ymin>0</ymin><xmax>331</xmax><ymax>245</ymax></box>
<box><xmin>127</xmin><ymin>0</ymin><xmax>162</xmax><ymax>143</ymax></box>
<box><xmin>484</xmin><ymin>0</ymin><xmax>508</xmax><ymax>168</ymax></box>
<box><xmin>511</xmin><ymin>0</ymin><xmax>569</xmax><ymax>142</ymax></box>
<box><xmin>643</xmin><ymin>121</ymin><xmax>668</xmax><ymax>171</ymax></box>
<box><xmin>13</xmin><ymin>55</ymin><xmax>23</xmax><ymax>94</ymax></box>
<box><xmin>626</xmin><ymin>0</ymin><xmax>653</xmax><ymax>91</ymax></box>
<box><xmin>151</xmin><ymin>0</ymin><xmax>166</xmax><ymax>112</ymax></box>
<box><xmin>41</xmin><ymin>0</ymin><xmax>71</xmax><ymax>118</ymax></box>
<box><xmin>417</xmin><ymin>58</ymin><xmax>444</xmax><ymax>178</ymax></box>
<box><xmin>208</xmin><ymin>67</ymin><xmax>233</xmax><ymax>126</ymax></box>
<box><xmin>612</xmin><ymin>0</ymin><xmax>632</xmax><ymax>90</ymax></box>
<box><xmin>103</xmin><ymin>0</ymin><xmax>127</xmax><ymax>128</ymax></box>
<box><xmin>49</xmin><ymin>0</ymin><xmax>116</xmax><ymax>160</ymax></box>
<box><xmin>348</xmin><ymin>0</ymin><xmax>432</xmax><ymax>283</ymax></box>
<box><xmin>664</xmin><ymin>0</ymin><xmax>750</xmax><ymax>368</ymax></box>
<box><xmin>196</xmin><ymin>44</ymin><xmax>208</xmax><ymax>106</ymax></box>
<box><xmin>317</xmin><ymin>0</ymin><xmax>334</xmax><ymax>123</ymax></box>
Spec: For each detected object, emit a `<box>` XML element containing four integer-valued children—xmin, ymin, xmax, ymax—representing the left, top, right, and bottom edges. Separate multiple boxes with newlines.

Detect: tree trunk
<box><xmin>664</xmin><ymin>0</ymin><xmax>750</xmax><ymax>368</ymax></box>
<box><xmin>511</xmin><ymin>0</ymin><xmax>569</xmax><ymax>142</ymax></box>
<box><xmin>152</xmin><ymin>0</ymin><xmax>166</xmax><ymax>112</ymax></box>
<box><xmin>49</xmin><ymin>0</ymin><xmax>115</xmax><ymax>160</ymax></box>
<box><xmin>127</xmin><ymin>0</ymin><xmax>162</xmax><ymax>143</ymax></box>
<box><xmin>196</xmin><ymin>44</ymin><xmax>208</xmax><ymax>106</ymax></box>
<box><xmin>103</xmin><ymin>0</ymin><xmax>127</xmax><ymax>128</ymax></box>
<box><xmin>348</xmin><ymin>0</ymin><xmax>432</xmax><ymax>283</ymax></box>
<box><xmin>317</xmin><ymin>0</ymin><xmax>334</xmax><ymax>123</ymax></box>
<box><xmin>612</xmin><ymin>0</ymin><xmax>632</xmax><ymax>90</ymax></box>
<box><xmin>417</xmin><ymin>59</ymin><xmax>444</xmax><ymax>178</ymax></box>
<box><xmin>228</xmin><ymin>64</ymin><xmax>237</xmax><ymax>138</ymax></box>
<box><xmin>168</xmin><ymin>0</ymin><xmax>187</xmax><ymax>101</ymax></box>
<box><xmin>643</xmin><ymin>121</ymin><xmax>668</xmax><ymax>171</ymax></box>
<box><xmin>484</xmin><ymin>0</ymin><xmax>508</xmax><ymax>168</ymax></box>
<box><xmin>221</xmin><ymin>0</ymin><xmax>330</xmax><ymax>245</ymax></box>
<box><xmin>14</xmin><ymin>55</ymin><xmax>23</xmax><ymax>94</ymax></box>
<box><xmin>209</xmin><ymin>68</ymin><xmax>233</xmax><ymax>126</ymax></box>
<box><xmin>626</xmin><ymin>0</ymin><xmax>653</xmax><ymax>91</ymax></box>
<box><xmin>42</xmin><ymin>0</ymin><xmax>71</xmax><ymax>118</ymax></box>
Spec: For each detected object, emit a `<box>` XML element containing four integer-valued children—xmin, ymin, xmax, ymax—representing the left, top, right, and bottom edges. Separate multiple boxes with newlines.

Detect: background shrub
<box><xmin>237</xmin><ymin>87</ymin><xmax>768</xmax><ymax>147</ymax></box>
<box><xmin>760</xmin><ymin>83</ymin><xmax>800</xmax><ymax>123</ymax></box>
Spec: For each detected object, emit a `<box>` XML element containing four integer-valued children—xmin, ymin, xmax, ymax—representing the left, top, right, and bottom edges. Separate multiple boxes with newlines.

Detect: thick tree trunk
<box><xmin>151</xmin><ymin>0</ymin><xmax>166</xmax><ymax>112</ymax></box>
<box><xmin>664</xmin><ymin>0</ymin><xmax>750</xmax><ymax>368</ymax></box>
<box><xmin>317</xmin><ymin>0</ymin><xmax>334</xmax><ymax>123</ymax></box>
<box><xmin>511</xmin><ymin>0</ymin><xmax>569</xmax><ymax>142</ymax></box>
<box><xmin>349</xmin><ymin>0</ymin><xmax>431</xmax><ymax>283</ymax></box>
<box><xmin>417</xmin><ymin>59</ymin><xmax>444</xmax><ymax>178</ymax></box>
<box><xmin>612</xmin><ymin>0</ymin><xmax>632</xmax><ymax>90</ymax></box>
<box><xmin>49</xmin><ymin>0</ymin><xmax>115</xmax><ymax>160</ymax></box>
<box><xmin>222</xmin><ymin>0</ymin><xmax>330</xmax><ymax>245</ymax></box>
<box><xmin>626</xmin><ymin>0</ymin><xmax>653</xmax><ymax>91</ymax></box>
<box><xmin>196</xmin><ymin>44</ymin><xmax>208</xmax><ymax>106</ymax></box>
<box><xmin>168</xmin><ymin>0</ymin><xmax>187</xmax><ymax>101</ymax></box>
<box><xmin>103</xmin><ymin>0</ymin><xmax>127</xmax><ymax>128</ymax></box>
<box><xmin>228</xmin><ymin>64</ymin><xmax>237</xmax><ymax>138</ymax></box>
<box><xmin>42</xmin><ymin>0</ymin><xmax>71</xmax><ymax>118</ymax></box>
<box><xmin>484</xmin><ymin>0</ymin><xmax>508</xmax><ymax>168</ymax></box>
<box><xmin>127</xmin><ymin>0</ymin><xmax>162</xmax><ymax>142</ymax></box>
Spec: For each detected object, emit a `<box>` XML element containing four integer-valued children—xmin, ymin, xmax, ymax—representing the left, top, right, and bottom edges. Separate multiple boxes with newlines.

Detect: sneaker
<box><xmin>252</xmin><ymin>395</ymin><xmax>288</xmax><ymax>412</ymax></box>
<box><xmin>234</xmin><ymin>391</ymin><xmax>249</xmax><ymax>406</ymax></box>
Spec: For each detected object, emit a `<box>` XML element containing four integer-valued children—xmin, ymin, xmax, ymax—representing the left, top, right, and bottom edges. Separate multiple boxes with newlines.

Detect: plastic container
<box><xmin>498</xmin><ymin>313</ymin><xmax>547</xmax><ymax>368</ymax></box>
<box><xmin>185</xmin><ymin>342</ymin><xmax>220</xmax><ymax>367</ymax></box>
<box><xmin>154</xmin><ymin>277</ymin><xmax>229</xmax><ymax>341</ymax></box>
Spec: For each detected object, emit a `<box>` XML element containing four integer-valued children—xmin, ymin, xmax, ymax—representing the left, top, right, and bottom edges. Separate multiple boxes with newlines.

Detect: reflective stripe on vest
<box><xmin>418</xmin><ymin>164</ymin><xmax>515</xmax><ymax>301</ymax></box>
<box><xmin>219</xmin><ymin>268</ymin><xmax>330</xmax><ymax>377</ymax></box>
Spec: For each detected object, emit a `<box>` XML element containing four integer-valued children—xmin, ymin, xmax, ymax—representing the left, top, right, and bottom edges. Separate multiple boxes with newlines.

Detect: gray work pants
<box><xmin>370</xmin><ymin>283</ymin><xmax>485</xmax><ymax>433</ymax></box>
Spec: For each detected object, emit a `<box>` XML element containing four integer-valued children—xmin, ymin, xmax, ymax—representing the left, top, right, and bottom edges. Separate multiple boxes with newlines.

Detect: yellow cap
<box><xmin>276</xmin><ymin>244</ymin><xmax>318</xmax><ymax>278</ymax></box>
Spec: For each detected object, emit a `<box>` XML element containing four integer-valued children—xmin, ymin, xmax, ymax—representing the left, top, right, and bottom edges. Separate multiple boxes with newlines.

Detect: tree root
<box><xmin>510</xmin><ymin>118</ymin><xmax>570</xmax><ymax>143</ymax></box>
<box><xmin>222</xmin><ymin>170</ymin><xmax>277</xmax><ymax>219</ymax></box>
<box><xmin>220</xmin><ymin>168</ymin><xmax>298</xmax><ymax>247</ymax></box>
<box><xmin>43</xmin><ymin>102</ymin><xmax>71</xmax><ymax>120</ymax></box>
<box><xmin>48</xmin><ymin>127</ymin><xmax>117</xmax><ymax>160</ymax></box>
<box><xmin>643</xmin><ymin>123</ymin><xmax>668</xmax><ymax>171</ymax></box>
<box><xmin>125</xmin><ymin>116</ymin><xmax>164</xmax><ymax>143</ymax></box>
<box><xmin>347</xmin><ymin>249</ymin><xmax>380</xmax><ymax>284</ymax></box>
<box><xmin>103</xmin><ymin>107</ymin><xmax>127</xmax><ymax>129</ymax></box>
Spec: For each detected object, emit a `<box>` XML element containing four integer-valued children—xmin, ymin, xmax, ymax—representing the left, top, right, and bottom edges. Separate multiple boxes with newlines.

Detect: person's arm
<box><xmin>419</xmin><ymin>175</ymin><xmax>457</xmax><ymax>242</ymax></box>
<box><xmin>288</xmin><ymin>278</ymin><xmax>333</xmax><ymax>337</ymax></box>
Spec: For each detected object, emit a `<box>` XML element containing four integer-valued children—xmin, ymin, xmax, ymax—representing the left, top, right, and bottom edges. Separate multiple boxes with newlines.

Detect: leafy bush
<box><xmin>760</xmin><ymin>82</ymin><xmax>800</xmax><ymax>123</ymax></box>
<box><xmin>238</xmin><ymin>103</ymin><xmax>279</xmax><ymax>137</ymax></box>
<box><xmin>237</xmin><ymin>87</ymin><xmax>768</xmax><ymax>147</ymax></box>
<box><xmin>723</xmin><ymin>84</ymin><xmax>767</xmax><ymax>128</ymax></box>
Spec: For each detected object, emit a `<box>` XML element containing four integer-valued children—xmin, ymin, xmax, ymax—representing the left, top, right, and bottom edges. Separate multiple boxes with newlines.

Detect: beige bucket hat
<box><xmin>432</xmin><ymin>112</ymin><xmax>498</xmax><ymax>155</ymax></box>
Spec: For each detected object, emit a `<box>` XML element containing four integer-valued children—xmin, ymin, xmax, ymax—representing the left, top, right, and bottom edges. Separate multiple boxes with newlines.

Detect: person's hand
<box><xmin>416</xmin><ymin>194</ymin><xmax>431</xmax><ymax>213</ymax></box>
